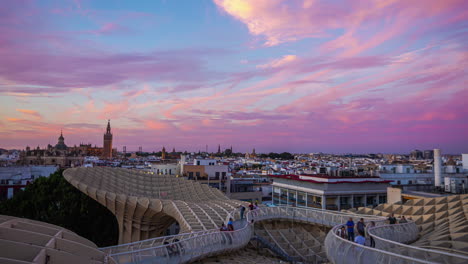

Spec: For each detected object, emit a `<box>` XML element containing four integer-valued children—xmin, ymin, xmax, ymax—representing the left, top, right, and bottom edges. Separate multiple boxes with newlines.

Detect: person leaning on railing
<box><xmin>367</xmin><ymin>221</ymin><xmax>376</xmax><ymax>248</ymax></box>
<box><xmin>239</xmin><ymin>205</ymin><xmax>246</xmax><ymax>220</ymax></box>
<box><xmin>398</xmin><ymin>216</ymin><xmax>408</xmax><ymax>223</ymax></box>
<box><xmin>336</xmin><ymin>226</ymin><xmax>347</xmax><ymax>239</ymax></box>
<box><xmin>219</xmin><ymin>223</ymin><xmax>232</xmax><ymax>245</ymax></box>
<box><xmin>387</xmin><ymin>213</ymin><xmax>397</xmax><ymax>224</ymax></box>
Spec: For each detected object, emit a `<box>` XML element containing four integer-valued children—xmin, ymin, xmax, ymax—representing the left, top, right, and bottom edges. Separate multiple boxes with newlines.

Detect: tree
<box><xmin>0</xmin><ymin>170</ymin><xmax>118</xmax><ymax>247</ymax></box>
<box><xmin>224</xmin><ymin>148</ymin><xmax>232</xmax><ymax>156</ymax></box>
<box><xmin>279</xmin><ymin>152</ymin><xmax>294</xmax><ymax>160</ymax></box>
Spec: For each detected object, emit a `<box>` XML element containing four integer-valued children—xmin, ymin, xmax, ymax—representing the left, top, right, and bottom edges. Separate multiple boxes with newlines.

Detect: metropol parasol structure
<box><xmin>0</xmin><ymin>167</ymin><xmax>467</xmax><ymax>264</ymax></box>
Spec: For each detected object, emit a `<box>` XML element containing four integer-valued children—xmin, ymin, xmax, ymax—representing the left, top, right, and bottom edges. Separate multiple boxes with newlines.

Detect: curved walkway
<box><xmin>104</xmin><ymin>206</ymin><xmax>468</xmax><ymax>264</ymax></box>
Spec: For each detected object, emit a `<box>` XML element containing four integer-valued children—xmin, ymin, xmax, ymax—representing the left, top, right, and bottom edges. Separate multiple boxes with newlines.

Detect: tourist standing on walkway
<box><xmin>220</xmin><ymin>223</ymin><xmax>228</xmax><ymax>231</ymax></box>
<box><xmin>346</xmin><ymin>217</ymin><xmax>355</xmax><ymax>241</ymax></box>
<box><xmin>249</xmin><ymin>202</ymin><xmax>254</xmax><ymax>211</ymax></box>
<box><xmin>227</xmin><ymin>218</ymin><xmax>234</xmax><ymax>231</ymax></box>
<box><xmin>337</xmin><ymin>226</ymin><xmax>347</xmax><ymax>239</ymax></box>
<box><xmin>367</xmin><ymin>221</ymin><xmax>376</xmax><ymax>248</ymax></box>
<box><xmin>388</xmin><ymin>213</ymin><xmax>397</xmax><ymax>224</ymax></box>
<box><xmin>220</xmin><ymin>223</ymin><xmax>231</xmax><ymax>244</ymax></box>
<box><xmin>354</xmin><ymin>230</ymin><xmax>366</xmax><ymax>245</ymax></box>
<box><xmin>399</xmin><ymin>215</ymin><xmax>408</xmax><ymax>224</ymax></box>
<box><xmin>356</xmin><ymin>218</ymin><xmax>366</xmax><ymax>237</ymax></box>
<box><xmin>239</xmin><ymin>205</ymin><xmax>246</xmax><ymax>220</ymax></box>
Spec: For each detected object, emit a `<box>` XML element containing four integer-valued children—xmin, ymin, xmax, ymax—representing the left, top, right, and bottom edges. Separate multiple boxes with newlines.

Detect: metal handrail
<box><xmin>102</xmin><ymin>205</ymin><xmax>467</xmax><ymax>264</ymax></box>
<box><xmin>419</xmin><ymin>246</ymin><xmax>468</xmax><ymax>256</ymax></box>
<box><xmin>100</xmin><ymin>229</ymin><xmax>219</xmax><ymax>255</ymax></box>
<box><xmin>325</xmin><ymin>224</ymin><xmax>434</xmax><ymax>264</ymax></box>
<box><xmin>109</xmin><ymin>211</ymin><xmax>254</xmax><ymax>264</ymax></box>
<box><xmin>368</xmin><ymin>222</ymin><xmax>468</xmax><ymax>263</ymax></box>
<box><xmin>101</xmin><ymin>206</ymin><xmax>240</xmax><ymax>255</ymax></box>
<box><xmin>246</xmin><ymin>206</ymin><xmax>385</xmax><ymax>226</ymax></box>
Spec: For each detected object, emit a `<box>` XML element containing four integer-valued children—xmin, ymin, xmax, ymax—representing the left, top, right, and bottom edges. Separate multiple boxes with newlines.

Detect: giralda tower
<box><xmin>103</xmin><ymin>120</ymin><xmax>113</xmax><ymax>159</ymax></box>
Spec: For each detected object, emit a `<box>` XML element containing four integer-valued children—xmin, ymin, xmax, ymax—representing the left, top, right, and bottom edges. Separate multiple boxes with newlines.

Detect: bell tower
<box><xmin>103</xmin><ymin>120</ymin><xmax>113</xmax><ymax>159</ymax></box>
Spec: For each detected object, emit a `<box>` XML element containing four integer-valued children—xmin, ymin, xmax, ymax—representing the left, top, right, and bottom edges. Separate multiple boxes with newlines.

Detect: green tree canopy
<box><xmin>0</xmin><ymin>170</ymin><xmax>118</xmax><ymax>247</ymax></box>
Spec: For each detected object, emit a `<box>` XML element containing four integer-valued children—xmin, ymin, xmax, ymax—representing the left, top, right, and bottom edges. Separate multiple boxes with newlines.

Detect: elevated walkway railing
<box><xmin>368</xmin><ymin>222</ymin><xmax>468</xmax><ymax>264</ymax></box>
<box><xmin>109</xmin><ymin>218</ymin><xmax>253</xmax><ymax>263</ymax></box>
<box><xmin>325</xmin><ymin>219</ymin><xmax>468</xmax><ymax>264</ymax></box>
<box><xmin>325</xmin><ymin>223</ymin><xmax>432</xmax><ymax>264</ymax></box>
<box><xmin>102</xmin><ymin>205</ymin><xmax>468</xmax><ymax>264</ymax></box>
<box><xmin>247</xmin><ymin>206</ymin><xmax>385</xmax><ymax>227</ymax></box>
<box><xmin>100</xmin><ymin>229</ymin><xmax>219</xmax><ymax>255</ymax></box>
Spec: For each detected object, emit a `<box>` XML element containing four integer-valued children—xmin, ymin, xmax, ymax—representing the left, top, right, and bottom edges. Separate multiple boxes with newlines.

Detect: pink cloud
<box><xmin>16</xmin><ymin>109</ymin><xmax>42</xmax><ymax>118</ymax></box>
<box><xmin>214</xmin><ymin>0</ymin><xmax>349</xmax><ymax>46</ymax></box>
<box><xmin>0</xmin><ymin>3</ymin><xmax>227</xmax><ymax>94</ymax></box>
<box><xmin>215</xmin><ymin>0</ymin><xmax>467</xmax><ymax>49</ymax></box>
<box><xmin>257</xmin><ymin>55</ymin><xmax>297</xmax><ymax>69</ymax></box>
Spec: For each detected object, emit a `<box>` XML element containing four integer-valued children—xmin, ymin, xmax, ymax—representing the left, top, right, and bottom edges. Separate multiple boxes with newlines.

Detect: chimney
<box><xmin>434</xmin><ymin>149</ymin><xmax>442</xmax><ymax>188</ymax></box>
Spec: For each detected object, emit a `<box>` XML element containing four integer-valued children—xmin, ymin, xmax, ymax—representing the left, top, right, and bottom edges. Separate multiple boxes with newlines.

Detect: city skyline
<box><xmin>1</xmin><ymin>0</ymin><xmax>467</xmax><ymax>153</ymax></box>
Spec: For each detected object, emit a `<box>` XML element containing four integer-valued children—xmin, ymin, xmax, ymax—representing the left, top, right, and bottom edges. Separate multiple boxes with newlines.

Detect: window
<box><xmin>189</xmin><ymin>172</ymin><xmax>193</xmax><ymax>178</ymax></box>
<box><xmin>169</xmin><ymin>169</ymin><xmax>172</xmax><ymax>174</ymax></box>
<box><xmin>196</xmin><ymin>172</ymin><xmax>200</xmax><ymax>178</ymax></box>
<box><xmin>406</xmin><ymin>168</ymin><xmax>410</xmax><ymax>173</ymax></box>
<box><xmin>222</xmin><ymin>172</ymin><xmax>226</xmax><ymax>178</ymax></box>
<box><xmin>215</xmin><ymin>172</ymin><xmax>220</xmax><ymax>178</ymax></box>
<box><xmin>408</xmin><ymin>180</ymin><xmax>412</xmax><ymax>184</ymax></box>
<box><xmin>397</xmin><ymin>180</ymin><xmax>401</xmax><ymax>184</ymax></box>
<box><xmin>197</xmin><ymin>161</ymin><xmax>200</xmax><ymax>165</ymax></box>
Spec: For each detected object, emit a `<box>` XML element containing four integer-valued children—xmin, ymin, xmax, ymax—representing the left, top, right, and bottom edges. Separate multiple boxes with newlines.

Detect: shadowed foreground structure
<box><xmin>63</xmin><ymin>167</ymin><xmax>245</xmax><ymax>244</ymax></box>
<box><xmin>0</xmin><ymin>215</ymin><xmax>114</xmax><ymax>264</ymax></box>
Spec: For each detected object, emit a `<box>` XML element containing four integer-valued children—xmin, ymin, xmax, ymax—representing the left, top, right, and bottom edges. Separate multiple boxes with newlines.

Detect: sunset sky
<box><xmin>1</xmin><ymin>0</ymin><xmax>467</xmax><ymax>153</ymax></box>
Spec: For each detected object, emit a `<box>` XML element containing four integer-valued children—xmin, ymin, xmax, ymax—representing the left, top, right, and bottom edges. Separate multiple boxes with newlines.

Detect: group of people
<box><xmin>239</xmin><ymin>201</ymin><xmax>259</xmax><ymax>220</ymax></box>
<box><xmin>336</xmin><ymin>217</ymin><xmax>376</xmax><ymax>247</ymax></box>
<box><xmin>387</xmin><ymin>213</ymin><xmax>409</xmax><ymax>224</ymax></box>
<box><xmin>337</xmin><ymin>214</ymin><xmax>411</xmax><ymax>248</ymax></box>
<box><xmin>220</xmin><ymin>218</ymin><xmax>235</xmax><ymax>232</ymax></box>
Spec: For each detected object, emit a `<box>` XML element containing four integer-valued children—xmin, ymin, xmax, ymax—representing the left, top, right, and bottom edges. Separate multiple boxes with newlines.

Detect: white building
<box><xmin>378</xmin><ymin>164</ymin><xmax>465</xmax><ymax>186</ymax></box>
<box><xmin>270</xmin><ymin>174</ymin><xmax>390</xmax><ymax>210</ymax></box>
<box><xmin>150</xmin><ymin>163</ymin><xmax>180</xmax><ymax>176</ymax></box>
<box><xmin>193</xmin><ymin>159</ymin><xmax>217</xmax><ymax>166</ymax></box>
<box><xmin>462</xmin><ymin>154</ymin><xmax>468</xmax><ymax>172</ymax></box>
<box><xmin>0</xmin><ymin>165</ymin><xmax>58</xmax><ymax>199</ymax></box>
<box><xmin>444</xmin><ymin>175</ymin><xmax>468</xmax><ymax>194</ymax></box>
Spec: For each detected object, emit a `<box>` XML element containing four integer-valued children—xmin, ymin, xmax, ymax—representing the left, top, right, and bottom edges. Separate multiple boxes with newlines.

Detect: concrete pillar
<box><xmin>322</xmin><ymin>195</ymin><xmax>326</xmax><ymax>209</ymax></box>
<box><xmin>271</xmin><ymin>190</ymin><xmax>274</xmax><ymax>205</ymax></box>
<box><xmin>287</xmin><ymin>189</ymin><xmax>289</xmax><ymax>206</ymax></box>
<box><xmin>226</xmin><ymin>174</ymin><xmax>231</xmax><ymax>196</ymax></box>
<box><xmin>376</xmin><ymin>194</ymin><xmax>380</xmax><ymax>205</ymax></box>
<box><xmin>295</xmin><ymin>190</ymin><xmax>298</xmax><ymax>207</ymax></box>
<box><xmin>337</xmin><ymin>195</ymin><xmax>341</xmax><ymax>211</ymax></box>
<box><xmin>305</xmin><ymin>193</ymin><xmax>308</xmax><ymax>207</ymax></box>
<box><xmin>351</xmin><ymin>194</ymin><xmax>354</xmax><ymax>208</ymax></box>
<box><xmin>364</xmin><ymin>194</ymin><xmax>367</xmax><ymax>207</ymax></box>
<box><xmin>434</xmin><ymin>149</ymin><xmax>442</xmax><ymax>188</ymax></box>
